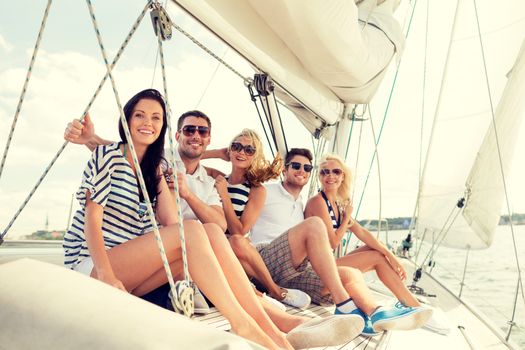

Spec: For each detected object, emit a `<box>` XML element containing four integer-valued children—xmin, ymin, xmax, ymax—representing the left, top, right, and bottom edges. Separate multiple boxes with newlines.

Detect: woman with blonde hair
<box><xmin>204</xmin><ymin>129</ymin><xmax>312</xmax><ymax>309</ymax></box>
<box><xmin>304</xmin><ymin>154</ymin><xmax>442</xmax><ymax>335</ymax></box>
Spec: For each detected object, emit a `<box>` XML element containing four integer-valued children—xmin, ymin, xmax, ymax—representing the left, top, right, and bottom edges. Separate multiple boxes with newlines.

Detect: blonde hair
<box><xmin>230</xmin><ymin>129</ymin><xmax>283</xmax><ymax>186</ymax></box>
<box><xmin>318</xmin><ymin>154</ymin><xmax>352</xmax><ymax>205</ymax></box>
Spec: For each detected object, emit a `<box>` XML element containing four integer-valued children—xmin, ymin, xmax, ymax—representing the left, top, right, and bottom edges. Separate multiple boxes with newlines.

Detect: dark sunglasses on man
<box><xmin>180</xmin><ymin>125</ymin><xmax>210</xmax><ymax>137</ymax></box>
<box><xmin>286</xmin><ymin>161</ymin><xmax>313</xmax><ymax>173</ymax></box>
<box><xmin>230</xmin><ymin>142</ymin><xmax>256</xmax><ymax>156</ymax></box>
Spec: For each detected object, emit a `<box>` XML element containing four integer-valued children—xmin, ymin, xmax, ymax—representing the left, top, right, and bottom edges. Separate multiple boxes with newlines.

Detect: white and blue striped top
<box><xmin>63</xmin><ymin>142</ymin><xmax>154</xmax><ymax>269</ymax></box>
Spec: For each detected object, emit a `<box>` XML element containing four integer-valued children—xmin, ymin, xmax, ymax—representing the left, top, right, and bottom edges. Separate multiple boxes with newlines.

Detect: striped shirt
<box><xmin>225</xmin><ymin>181</ymin><xmax>251</xmax><ymax>237</ymax></box>
<box><xmin>227</xmin><ymin>181</ymin><xmax>251</xmax><ymax>218</ymax></box>
<box><xmin>63</xmin><ymin>142</ymin><xmax>154</xmax><ymax>269</ymax></box>
<box><xmin>320</xmin><ymin>191</ymin><xmax>340</xmax><ymax>229</ymax></box>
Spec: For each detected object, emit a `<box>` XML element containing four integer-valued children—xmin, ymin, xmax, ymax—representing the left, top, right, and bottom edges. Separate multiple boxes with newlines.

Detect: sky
<box><xmin>1</xmin><ymin>0</ymin><xmax>524</xmax><ymax>238</ymax></box>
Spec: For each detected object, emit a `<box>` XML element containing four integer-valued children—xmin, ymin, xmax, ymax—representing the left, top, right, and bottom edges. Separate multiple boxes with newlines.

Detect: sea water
<box><xmin>348</xmin><ymin>225</ymin><xmax>525</xmax><ymax>348</ymax></box>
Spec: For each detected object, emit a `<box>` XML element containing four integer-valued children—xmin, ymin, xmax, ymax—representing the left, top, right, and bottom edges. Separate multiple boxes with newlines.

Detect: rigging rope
<box><xmin>351</xmin><ymin>111</ymin><xmax>365</xmax><ymax>202</ymax></box>
<box><xmin>0</xmin><ymin>2</ymin><xmax>150</xmax><ymax>242</ymax></box>
<box><xmin>85</xmin><ymin>1</ymin><xmax>190</xmax><ymax>320</ymax></box>
<box><xmin>169</xmin><ymin>20</ymin><xmax>249</xmax><ymax>84</ymax></box>
<box><xmin>407</xmin><ymin>0</ymin><xmax>462</xmax><ymax>280</ymax></box>
<box><xmin>195</xmin><ymin>48</ymin><xmax>228</xmax><ymax>109</ymax></box>
<box><xmin>152</xmin><ymin>1</ymin><xmax>193</xmax><ymax>316</ymax></box>
<box><xmin>408</xmin><ymin>0</ymin><xmax>430</xmax><ymax>252</ymax></box>
<box><xmin>472</xmin><ymin>0</ymin><xmax>524</xmax><ymax>340</ymax></box>
<box><xmin>368</xmin><ymin>106</ymin><xmax>384</xmax><ymax>238</ymax></box>
<box><xmin>271</xmin><ymin>90</ymin><xmax>289</xmax><ymax>154</ymax></box>
<box><xmin>352</xmin><ymin>0</ymin><xmax>419</xmax><ymax>220</ymax></box>
<box><xmin>247</xmin><ymin>83</ymin><xmax>276</xmax><ymax>158</ymax></box>
<box><xmin>0</xmin><ymin>0</ymin><xmax>53</xmax><ymax>181</ymax></box>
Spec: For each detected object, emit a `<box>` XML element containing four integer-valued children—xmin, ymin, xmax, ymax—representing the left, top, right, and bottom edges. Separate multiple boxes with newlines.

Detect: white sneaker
<box><xmin>287</xmin><ymin>315</ymin><xmax>364</xmax><ymax>349</ymax></box>
<box><xmin>281</xmin><ymin>288</ymin><xmax>311</xmax><ymax>309</ymax></box>
<box><xmin>194</xmin><ymin>288</ymin><xmax>211</xmax><ymax>315</ymax></box>
<box><xmin>423</xmin><ymin>307</ymin><xmax>451</xmax><ymax>335</ymax></box>
<box><xmin>261</xmin><ymin>293</ymin><xmax>287</xmax><ymax>312</ymax></box>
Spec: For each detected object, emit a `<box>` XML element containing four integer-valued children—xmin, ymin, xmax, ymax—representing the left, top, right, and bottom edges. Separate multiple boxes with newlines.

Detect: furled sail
<box><xmin>417</xmin><ymin>0</ymin><xmax>525</xmax><ymax>250</ymax></box>
<box><xmin>169</xmin><ymin>0</ymin><xmax>404</xmax><ymax>133</ymax></box>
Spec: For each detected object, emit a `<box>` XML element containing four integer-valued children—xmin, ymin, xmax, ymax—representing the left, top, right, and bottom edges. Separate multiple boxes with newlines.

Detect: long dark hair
<box><xmin>118</xmin><ymin>89</ymin><xmax>167</xmax><ymax>202</ymax></box>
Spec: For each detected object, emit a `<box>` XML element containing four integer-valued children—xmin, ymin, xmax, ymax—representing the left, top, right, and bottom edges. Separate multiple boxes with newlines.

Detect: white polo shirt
<box><xmin>172</xmin><ymin>148</ymin><xmax>221</xmax><ymax>220</ymax></box>
<box><xmin>251</xmin><ymin>182</ymin><xmax>304</xmax><ymax>244</ymax></box>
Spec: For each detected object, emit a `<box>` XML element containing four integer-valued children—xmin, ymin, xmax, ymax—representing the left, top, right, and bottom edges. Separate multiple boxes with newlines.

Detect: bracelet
<box><xmin>348</xmin><ymin>217</ymin><xmax>355</xmax><ymax>228</ymax></box>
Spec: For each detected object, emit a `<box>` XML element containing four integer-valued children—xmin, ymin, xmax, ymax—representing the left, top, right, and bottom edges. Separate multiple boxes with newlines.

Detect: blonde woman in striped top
<box><xmin>205</xmin><ymin>129</ymin><xmax>312</xmax><ymax>309</ymax></box>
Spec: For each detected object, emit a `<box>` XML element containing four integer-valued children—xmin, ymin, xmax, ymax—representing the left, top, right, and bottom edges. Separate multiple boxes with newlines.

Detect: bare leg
<box><xmin>257</xmin><ymin>293</ymin><xmax>306</xmax><ymax>333</ymax></box>
<box><xmin>337</xmin><ymin>247</ymin><xmax>420</xmax><ymax>307</ymax></box>
<box><xmin>203</xmin><ymin>223</ymin><xmax>292</xmax><ymax>350</ymax></box>
<box><xmin>287</xmin><ymin>217</ymin><xmax>377</xmax><ymax>315</ymax></box>
<box><xmin>100</xmin><ymin>220</ymin><xmax>279</xmax><ymax>350</ymax></box>
<box><xmin>229</xmin><ymin>235</ymin><xmax>285</xmax><ymax>300</ymax></box>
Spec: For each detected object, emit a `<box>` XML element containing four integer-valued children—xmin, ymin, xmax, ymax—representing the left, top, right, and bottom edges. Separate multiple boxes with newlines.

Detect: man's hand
<box><xmin>176</xmin><ymin>171</ymin><xmax>191</xmax><ymax>199</ymax></box>
<box><xmin>163</xmin><ymin>167</ymin><xmax>175</xmax><ymax>190</ymax></box>
<box><xmin>64</xmin><ymin>113</ymin><xmax>94</xmax><ymax>145</ymax></box>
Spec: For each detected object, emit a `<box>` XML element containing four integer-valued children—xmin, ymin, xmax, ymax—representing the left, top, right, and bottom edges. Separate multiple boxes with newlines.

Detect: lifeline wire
<box><xmin>0</xmin><ymin>0</ymin><xmax>53</xmax><ymax>181</ymax></box>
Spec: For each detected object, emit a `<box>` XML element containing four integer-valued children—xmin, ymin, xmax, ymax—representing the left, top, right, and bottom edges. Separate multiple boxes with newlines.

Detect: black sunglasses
<box><xmin>319</xmin><ymin>168</ymin><xmax>343</xmax><ymax>176</ymax></box>
<box><xmin>230</xmin><ymin>142</ymin><xmax>256</xmax><ymax>156</ymax></box>
<box><xmin>180</xmin><ymin>125</ymin><xmax>210</xmax><ymax>137</ymax></box>
<box><xmin>287</xmin><ymin>161</ymin><xmax>313</xmax><ymax>173</ymax></box>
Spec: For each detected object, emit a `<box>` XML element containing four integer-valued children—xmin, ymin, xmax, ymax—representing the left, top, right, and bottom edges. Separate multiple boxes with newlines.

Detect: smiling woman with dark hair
<box><xmin>62</xmin><ymin>90</ymin><xmax>286</xmax><ymax>349</ymax></box>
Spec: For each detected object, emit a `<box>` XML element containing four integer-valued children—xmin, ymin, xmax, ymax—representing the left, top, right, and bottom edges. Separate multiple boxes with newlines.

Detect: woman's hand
<box><xmin>97</xmin><ymin>270</ymin><xmax>127</xmax><ymax>292</ymax></box>
<box><xmin>341</xmin><ymin>201</ymin><xmax>355</xmax><ymax>227</ymax></box>
<box><xmin>214</xmin><ymin>175</ymin><xmax>229</xmax><ymax>200</ymax></box>
<box><xmin>386</xmin><ymin>254</ymin><xmax>407</xmax><ymax>280</ymax></box>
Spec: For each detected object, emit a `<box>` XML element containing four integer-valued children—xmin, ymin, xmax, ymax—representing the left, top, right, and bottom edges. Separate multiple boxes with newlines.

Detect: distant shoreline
<box><xmin>3</xmin><ymin>218</ymin><xmax>524</xmax><ymax>242</ymax></box>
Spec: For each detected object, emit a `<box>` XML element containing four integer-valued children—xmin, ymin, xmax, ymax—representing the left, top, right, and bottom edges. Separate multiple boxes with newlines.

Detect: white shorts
<box><xmin>74</xmin><ymin>257</ymin><xmax>94</xmax><ymax>276</ymax></box>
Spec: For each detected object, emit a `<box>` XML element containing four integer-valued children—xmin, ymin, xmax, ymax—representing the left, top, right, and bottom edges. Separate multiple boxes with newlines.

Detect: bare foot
<box><xmin>232</xmin><ymin>319</ymin><xmax>281</xmax><ymax>350</ymax></box>
<box><xmin>269</xmin><ymin>330</ymin><xmax>293</xmax><ymax>350</ymax></box>
<box><xmin>278</xmin><ymin>314</ymin><xmax>306</xmax><ymax>333</ymax></box>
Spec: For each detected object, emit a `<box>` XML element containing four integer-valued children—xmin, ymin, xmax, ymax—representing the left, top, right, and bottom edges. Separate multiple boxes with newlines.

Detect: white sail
<box><xmin>169</xmin><ymin>0</ymin><xmax>404</xmax><ymax>133</ymax></box>
<box><xmin>417</xmin><ymin>0</ymin><xmax>525</xmax><ymax>250</ymax></box>
<box><xmin>461</xmin><ymin>39</ymin><xmax>525</xmax><ymax>248</ymax></box>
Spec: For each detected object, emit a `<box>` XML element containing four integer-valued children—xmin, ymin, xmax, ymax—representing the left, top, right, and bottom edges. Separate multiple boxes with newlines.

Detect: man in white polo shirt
<box><xmin>250</xmin><ymin>148</ymin><xmax>431</xmax><ymax>336</ymax></box>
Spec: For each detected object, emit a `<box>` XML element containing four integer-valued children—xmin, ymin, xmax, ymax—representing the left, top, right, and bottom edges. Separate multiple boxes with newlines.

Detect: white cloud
<box><xmin>0</xmin><ymin>34</ymin><xmax>12</xmax><ymax>52</ymax></box>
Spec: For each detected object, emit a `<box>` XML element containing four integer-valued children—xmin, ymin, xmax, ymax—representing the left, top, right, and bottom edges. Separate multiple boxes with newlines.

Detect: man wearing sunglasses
<box><xmin>65</xmin><ymin>111</ymin><xmax>225</xmax><ymax>230</ymax></box>
<box><xmin>250</xmin><ymin>148</ymin><xmax>430</xmax><ymax>336</ymax></box>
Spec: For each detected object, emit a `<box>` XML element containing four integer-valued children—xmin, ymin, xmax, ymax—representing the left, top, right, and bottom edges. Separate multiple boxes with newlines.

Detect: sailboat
<box><xmin>1</xmin><ymin>0</ymin><xmax>524</xmax><ymax>349</ymax></box>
